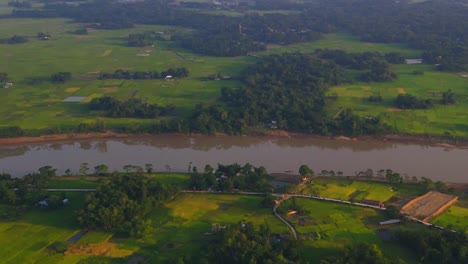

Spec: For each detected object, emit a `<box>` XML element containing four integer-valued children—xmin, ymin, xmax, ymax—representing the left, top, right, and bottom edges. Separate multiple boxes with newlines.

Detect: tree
<box><xmin>94</xmin><ymin>164</ymin><xmax>109</xmax><ymax>176</ymax></box>
<box><xmin>50</xmin><ymin>72</ymin><xmax>72</xmax><ymax>83</ymax></box>
<box><xmin>299</xmin><ymin>165</ymin><xmax>314</xmax><ymax>177</ymax></box>
<box><xmin>145</xmin><ymin>163</ymin><xmax>153</xmax><ymax>173</ymax></box>
<box><xmin>38</xmin><ymin>165</ymin><xmax>56</xmax><ymax>178</ymax></box>
<box><xmin>261</xmin><ymin>193</ymin><xmax>276</xmax><ymax>208</ymax></box>
<box><xmin>65</xmin><ymin>168</ymin><xmax>72</xmax><ymax>176</ymax></box>
<box><xmin>79</xmin><ymin>162</ymin><xmax>89</xmax><ymax>175</ymax></box>
<box><xmin>385</xmin><ymin>205</ymin><xmax>401</xmax><ymax>218</ymax></box>
<box><xmin>0</xmin><ymin>72</ymin><xmax>8</xmax><ymax>82</ymax></box>
<box><xmin>441</xmin><ymin>89</ymin><xmax>455</xmax><ymax>105</ymax></box>
<box><xmin>204</xmin><ymin>164</ymin><xmax>214</xmax><ymax>174</ymax></box>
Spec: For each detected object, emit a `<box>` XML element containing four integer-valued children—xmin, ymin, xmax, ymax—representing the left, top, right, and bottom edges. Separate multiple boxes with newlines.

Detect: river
<box><xmin>0</xmin><ymin>135</ymin><xmax>466</xmax><ymax>182</ymax></box>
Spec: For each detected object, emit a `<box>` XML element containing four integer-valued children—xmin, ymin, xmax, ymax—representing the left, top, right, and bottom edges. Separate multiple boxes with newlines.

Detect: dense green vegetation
<box><xmin>78</xmin><ymin>173</ymin><xmax>178</xmax><ymax>234</ymax></box>
<box><xmin>0</xmin><ymin>163</ymin><xmax>467</xmax><ymax>263</ymax></box>
<box><xmin>89</xmin><ymin>96</ymin><xmax>175</xmax><ymax>118</ymax></box>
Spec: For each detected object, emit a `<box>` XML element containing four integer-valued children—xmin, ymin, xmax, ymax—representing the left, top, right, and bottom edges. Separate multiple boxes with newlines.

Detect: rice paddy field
<box><xmin>0</xmin><ymin>14</ymin><xmax>466</xmax><ymax>136</ymax></box>
<box><xmin>300</xmin><ymin>177</ymin><xmax>425</xmax><ymax>202</ymax></box>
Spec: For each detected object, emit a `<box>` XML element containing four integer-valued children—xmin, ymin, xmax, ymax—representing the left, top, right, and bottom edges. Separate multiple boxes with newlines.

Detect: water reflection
<box><xmin>0</xmin><ymin>135</ymin><xmax>466</xmax><ymax>182</ymax></box>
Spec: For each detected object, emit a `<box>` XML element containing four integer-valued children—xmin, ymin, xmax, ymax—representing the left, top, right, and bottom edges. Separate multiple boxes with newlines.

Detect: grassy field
<box><xmin>0</xmin><ymin>16</ymin><xmax>466</xmax><ymax>136</ymax></box>
<box><xmin>0</xmin><ymin>18</ymin><xmax>249</xmax><ymax>129</ymax></box>
<box><xmin>0</xmin><ymin>192</ymin><xmax>92</xmax><ymax>264</ymax></box>
<box><xmin>0</xmin><ymin>192</ymin><xmax>287</xmax><ymax>263</ymax></box>
<box><xmin>431</xmin><ymin>202</ymin><xmax>468</xmax><ymax>233</ymax></box>
<box><xmin>327</xmin><ymin>64</ymin><xmax>468</xmax><ymax>136</ymax></box>
<box><xmin>279</xmin><ymin>197</ymin><xmax>417</xmax><ymax>262</ymax></box>
<box><xmin>300</xmin><ymin>177</ymin><xmax>425</xmax><ymax>202</ymax></box>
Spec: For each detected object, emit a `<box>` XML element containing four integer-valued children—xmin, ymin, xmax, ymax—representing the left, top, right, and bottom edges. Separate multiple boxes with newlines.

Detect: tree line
<box><xmin>98</xmin><ymin>68</ymin><xmax>188</xmax><ymax>80</ymax></box>
<box><xmin>7</xmin><ymin>0</ymin><xmax>468</xmax><ymax>67</ymax></box>
<box><xmin>89</xmin><ymin>96</ymin><xmax>175</xmax><ymax>118</ymax></box>
<box><xmin>188</xmin><ymin>163</ymin><xmax>272</xmax><ymax>192</ymax></box>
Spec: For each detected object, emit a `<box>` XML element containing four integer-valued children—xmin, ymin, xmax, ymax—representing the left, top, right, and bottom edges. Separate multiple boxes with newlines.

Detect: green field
<box><xmin>431</xmin><ymin>202</ymin><xmax>468</xmax><ymax>233</ymax></box>
<box><xmin>0</xmin><ymin>192</ymin><xmax>288</xmax><ymax>263</ymax></box>
<box><xmin>0</xmin><ymin>192</ymin><xmax>91</xmax><ymax>264</ymax></box>
<box><xmin>0</xmin><ymin>16</ymin><xmax>466</xmax><ymax>136</ymax></box>
<box><xmin>279</xmin><ymin>198</ymin><xmax>417</xmax><ymax>262</ymax></box>
<box><xmin>327</xmin><ymin>64</ymin><xmax>468</xmax><ymax>136</ymax></box>
<box><xmin>301</xmin><ymin>177</ymin><xmax>425</xmax><ymax>202</ymax></box>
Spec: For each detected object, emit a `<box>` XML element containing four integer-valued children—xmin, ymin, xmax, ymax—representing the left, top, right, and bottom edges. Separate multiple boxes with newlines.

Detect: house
<box><xmin>405</xmin><ymin>59</ymin><xmax>423</xmax><ymax>64</ymax></box>
<box><xmin>165</xmin><ymin>75</ymin><xmax>173</xmax><ymax>81</ymax></box>
<box><xmin>62</xmin><ymin>198</ymin><xmax>69</xmax><ymax>205</ymax></box>
<box><xmin>36</xmin><ymin>200</ymin><xmax>48</xmax><ymax>207</ymax></box>
<box><xmin>379</xmin><ymin>219</ymin><xmax>401</xmax><ymax>226</ymax></box>
<box><xmin>3</xmin><ymin>82</ymin><xmax>13</xmax><ymax>89</ymax></box>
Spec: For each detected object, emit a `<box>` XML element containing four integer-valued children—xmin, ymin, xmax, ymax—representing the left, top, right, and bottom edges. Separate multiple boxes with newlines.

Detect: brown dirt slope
<box><xmin>401</xmin><ymin>191</ymin><xmax>458</xmax><ymax>221</ymax></box>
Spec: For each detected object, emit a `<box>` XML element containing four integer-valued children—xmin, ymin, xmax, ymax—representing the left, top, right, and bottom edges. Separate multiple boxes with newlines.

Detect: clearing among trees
<box><xmin>401</xmin><ymin>191</ymin><xmax>458</xmax><ymax>221</ymax></box>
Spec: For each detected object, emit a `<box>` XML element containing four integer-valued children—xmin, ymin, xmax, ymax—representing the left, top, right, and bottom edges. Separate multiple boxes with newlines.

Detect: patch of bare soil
<box><xmin>401</xmin><ymin>191</ymin><xmax>458</xmax><ymax>221</ymax></box>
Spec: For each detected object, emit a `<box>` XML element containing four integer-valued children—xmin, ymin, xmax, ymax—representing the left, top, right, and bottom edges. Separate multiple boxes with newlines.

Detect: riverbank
<box><xmin>0</xmin><ymin>130</ymin><xmax>467</xmax><ymax>149</ymax></box>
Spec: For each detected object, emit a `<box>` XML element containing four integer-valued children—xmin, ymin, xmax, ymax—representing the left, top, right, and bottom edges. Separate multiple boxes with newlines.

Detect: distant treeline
<box><xmin>127</xmin><ymin>31</ymin><xmax>164</xmax><ymax>47</ymax></box>
<box><xmin>0</xmin><ymin>35</ymin><xmax>28</xmax><ymax>44</ymax></box>
<box><xmin>8</xmin><ymin>0</ymin><xmax>468</xmax><ymax>68</ymax></box>
<box><xmin>89</xmin><ymin>97</ymin><xmax>175</xmax><ymax>118</ymax></box>
<box><xmin>98</xmin><ymin>68</ymin><xmax>189</xmax><ymax>80</ymax></box>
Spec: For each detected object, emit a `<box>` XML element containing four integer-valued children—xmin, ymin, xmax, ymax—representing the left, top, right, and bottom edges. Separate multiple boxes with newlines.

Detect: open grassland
<box><xmin>431</xmin><ymin>202</ymin><xmax>468</xmax><ymax>233</ymax></box>
<box><xmin>0</xmin><ymin>17</ymin><xmax>466</xmax><ymax>136</ymax></box>
<box><xmin>280</xmin><ymin>198</ymin><xmax>417</xmax><ymax>262</ymax></box>
<box><xmin>301</xmin><ymin>177</ymin><xmax>425</xmax><ymax>202</ymax></box>
<box><xmin>327</xmin><ymin>64</ymin><xmax>468</xmax><ymax>136</ymax></box>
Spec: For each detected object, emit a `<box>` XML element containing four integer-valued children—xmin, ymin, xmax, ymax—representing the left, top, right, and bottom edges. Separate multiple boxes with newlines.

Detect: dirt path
<box><xmin>273</xmin><ymin>196</ymin><xmax>298</xmax><ymax>240</ymax></box>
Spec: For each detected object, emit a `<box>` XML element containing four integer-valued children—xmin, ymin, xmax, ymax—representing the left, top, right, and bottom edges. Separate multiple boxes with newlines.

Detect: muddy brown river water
<box><xmin>0</xmin><ymin>135</ymin><xmax>466</xmax><ymax>182</ymax></box>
